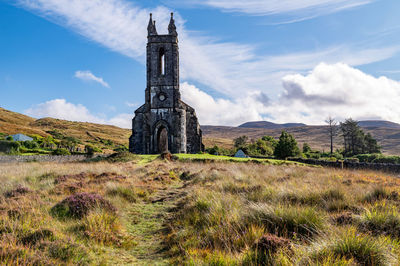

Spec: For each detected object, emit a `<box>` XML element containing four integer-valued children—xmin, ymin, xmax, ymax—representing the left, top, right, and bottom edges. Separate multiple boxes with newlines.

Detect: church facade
<box><xmin>129</xmin><ymin>13</ymin><xmax>203</xmax><ymax>154</ymax></box>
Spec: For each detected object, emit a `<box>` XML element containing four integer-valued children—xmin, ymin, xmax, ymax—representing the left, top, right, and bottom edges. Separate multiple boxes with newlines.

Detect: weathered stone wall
<box><xmin>0</xmin><ymin>155</ymin><xmax>100</xmax><ymax>163</ymax></box>
<box><xmin>288</xmin><ymin>158</ymin><xmax>400</xmax><ymax>173</ymax></box>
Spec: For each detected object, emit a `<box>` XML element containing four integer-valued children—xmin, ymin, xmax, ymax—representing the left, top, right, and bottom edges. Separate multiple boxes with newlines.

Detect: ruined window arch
<box><xmin>159</xmin><ymin>47</ymin><xmax>165</xmax><ymax>76</ymax></box>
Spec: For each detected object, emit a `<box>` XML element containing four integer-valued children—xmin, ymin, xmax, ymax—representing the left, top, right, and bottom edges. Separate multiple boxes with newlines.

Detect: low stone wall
<box><xmin>0</xmin><ymin>155</ymin><xmax>90</xmax><ymax>163</ymax></box>
<box><xmin>288</xmin><ymin>158</ymin><xmax>400</xmax><ymax>173</ymax></box>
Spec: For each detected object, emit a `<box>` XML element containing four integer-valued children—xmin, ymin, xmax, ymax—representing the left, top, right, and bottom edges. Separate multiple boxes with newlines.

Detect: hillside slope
<box><xmin>0</xmin><ymin>107</ymin><xmax>131</xmax><ymax>147</ymax></box>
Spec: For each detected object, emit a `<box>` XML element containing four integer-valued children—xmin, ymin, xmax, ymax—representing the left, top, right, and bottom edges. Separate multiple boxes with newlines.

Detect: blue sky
<box><xmin>1</xmin><ymin>0</ymin><xmax>400</xmax><ymax>127</ymax></box>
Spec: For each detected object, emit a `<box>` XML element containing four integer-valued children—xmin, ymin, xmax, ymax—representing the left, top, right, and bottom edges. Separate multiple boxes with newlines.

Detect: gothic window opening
<box><xmin>159</xmin><ymin>48</ymin><xmax>166</xmax><ymax>76</ymax></box>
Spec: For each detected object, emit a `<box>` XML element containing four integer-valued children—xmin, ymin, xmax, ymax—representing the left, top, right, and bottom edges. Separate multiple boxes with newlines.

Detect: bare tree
<box><xmin>325</xmin><ymin>116</ymin><xmax>338</xmax><ymax>155</ymax></box>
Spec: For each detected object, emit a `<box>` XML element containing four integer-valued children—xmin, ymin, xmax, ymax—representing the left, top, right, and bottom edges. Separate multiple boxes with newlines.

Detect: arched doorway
<box><xmin>157</xmin><ymin>127</ymin><xmax>168</xmax><ymax>153</ymax></box>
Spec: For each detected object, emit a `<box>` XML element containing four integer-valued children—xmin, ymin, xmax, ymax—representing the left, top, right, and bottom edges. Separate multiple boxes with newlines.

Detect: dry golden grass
<box><xmin>0</xmin><ymin>158</ymin><xmax>399</xmax><ymax>265</ymax></box>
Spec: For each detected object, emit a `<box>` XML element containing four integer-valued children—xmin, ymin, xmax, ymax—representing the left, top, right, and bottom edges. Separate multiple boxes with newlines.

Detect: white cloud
<box><xmin>74</xmin><ymin>70</ymin><xmax>110</xmax><ymax>88</ymax></box>
<box><xmin>14</xmin><ymin>0</ymin><xmax>400</xmax><ymax>126</ymax></box>
<box><xmin>182</xmin><ymin>62</ymin><xmax>400</xmax><ymax>126</ymax></box>
<box><xmin>171</xmin><ymin>0</ymin><xmax>372</xmax><ymax>21</ymax></box>
<box><xmin>270</xmin><ymin>63</ymin><xmax>400</xmax><ymax>124</ymax></box>
<box><xmin>108</xmin><ymin>113</ymin><xmax>132</xmax><ymax>129</ymax></box>
<box><xmin>181</xmin><ymin>82</ymin><xmax>263</xmax><ymax>125</ymax></box>
<box><xmin>25</xmin><ymin>99</ymin><xmax>132</xmax><ymax>128</ymax></box>
<box><xmin>125</xmin><ymin>102</ymin><xmax>140</xmax><ymax>108</ymax></box>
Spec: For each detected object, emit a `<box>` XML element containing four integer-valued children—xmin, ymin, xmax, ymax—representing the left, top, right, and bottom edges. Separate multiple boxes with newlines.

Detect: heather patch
<box><xmin>51</xmin><ymin>192</ymin><xmax>116</xmax><ymax>219</ymax></box>
<box><xmin>4</xmin><ymin>185</ymin><xmax>31</xmax><ymax>198</ymax></box>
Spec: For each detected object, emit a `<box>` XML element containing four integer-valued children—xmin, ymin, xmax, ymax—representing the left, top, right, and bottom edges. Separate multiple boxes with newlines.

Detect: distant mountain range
<box><xmin>239</xmin><ymin>121</ymin><xmax>306</xmax><ymax>129</ymax></box>
<box><xmin>239</xmin><ymin>120</ymin><xmax>400</xmax><ymax>130</ymax></box>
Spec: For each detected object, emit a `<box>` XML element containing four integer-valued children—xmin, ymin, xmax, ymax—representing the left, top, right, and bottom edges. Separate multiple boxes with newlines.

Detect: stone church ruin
<box><xmin>129</xmin><ymin>13</ymin><xmax>204</xmax><ymax>154</ymax></box>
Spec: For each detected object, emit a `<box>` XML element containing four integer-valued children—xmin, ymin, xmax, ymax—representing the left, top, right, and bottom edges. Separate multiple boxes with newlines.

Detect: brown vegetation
<box><xmin>0</xmin><ymin>156</ymin><xmax>400</xmax><ymax>264</ymax></box>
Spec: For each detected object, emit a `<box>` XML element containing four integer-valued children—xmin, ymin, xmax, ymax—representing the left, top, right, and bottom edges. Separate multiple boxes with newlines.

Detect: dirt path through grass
<box><xmin>127</xmin><ymin>181</ymin><xmax>187</xmax><ymax>265</ymax></box>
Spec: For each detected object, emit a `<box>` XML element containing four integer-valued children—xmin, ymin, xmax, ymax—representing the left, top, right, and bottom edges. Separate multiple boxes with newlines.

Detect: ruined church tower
<box><xmin>129</xmin><ymin>13</ymin><xmax>203</xmax><ymax>154</ymax></box>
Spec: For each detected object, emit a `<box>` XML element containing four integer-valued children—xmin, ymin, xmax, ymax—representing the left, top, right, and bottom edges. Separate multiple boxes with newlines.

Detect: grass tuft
<box><xmin>304</xmin><ymin>229</ymin><xmax>395</xmax><ymax>265</ymax></box>
<box><xmin>358</xmin><ymin>205</ymin><xmax>400</xmax><ymax>238</ymax></box>
<box><xmin>363</xmin><ymin>187</ymin><xmax>398</xmax><ymax>203</ymax></box>
<box><xmin>74</xmin><ymin>210</ymin><xmax>136</xmax><ymax>248</ymax></box>
<box><xmin>106</xmin><ymin>185</ymin><xmax>138</xmax><ymax>202</ymax></box>
<box><xmin>244</xmin><ymin>203</ymin><xmax>325</xmax><ymax>239</ymax></box>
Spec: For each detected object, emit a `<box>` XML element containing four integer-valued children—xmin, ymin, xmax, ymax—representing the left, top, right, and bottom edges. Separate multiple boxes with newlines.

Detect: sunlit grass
<box><xmin>0</xmin><ymin>158</ymin><xmax>399</xmax><ymax>264</ymax></box>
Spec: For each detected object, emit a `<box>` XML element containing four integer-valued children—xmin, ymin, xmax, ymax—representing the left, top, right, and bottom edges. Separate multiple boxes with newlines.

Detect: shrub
<box><xmin>52</xmin><ymin>148</ymin><xmax>71</xmax><ymax>155</ymax></box>
<box><xmin>354</xmin><ymin>153</ymin><xmax>381</xmax><ymax>163</ymax></box>
<box><xmin>6</xmin><ymin>136</ymin><xmax>13</xmax><ymax>141</ymax></box>
<box><xmin>22</xmin><ymin>140</ymin><xmax>39</xmax><ymax>149</ymax></box>
<box><xmin>0</xmin><ymin>140</ymin><xmax>20</xmax><ymax>154</ymax></box>
<box><xmin>85</xmin><ymin>144</ymin><xmax>102</xmax><ymax>155</ymax></box>
<box><xmin>305</xmin><ymin>230</ymin><xmax>395</xmax><ymax>265</ymax></box>
<box><xmin>51</xmin><ymin>192</ymin><xmax>116</xmax><ymax>219</ymax></box>
<box><xmin>372</xmin><ymin>155</ymin><xmax>400</xmax><ymax>165</ymax></box>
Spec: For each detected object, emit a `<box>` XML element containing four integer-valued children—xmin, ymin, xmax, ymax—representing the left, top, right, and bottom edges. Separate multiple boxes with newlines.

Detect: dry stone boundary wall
<box><xmin>289</xmin><ymin>158</ymin><xmax>400</xmax><ymax>173</ymax></box>
<box><xmin>0</xmin><ymin>155</ymin><xmax>100</xmax><ymax>163</ymax></box>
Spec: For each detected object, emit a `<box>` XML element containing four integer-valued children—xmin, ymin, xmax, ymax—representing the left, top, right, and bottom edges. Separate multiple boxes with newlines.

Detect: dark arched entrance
<box><xmin>157</xmin><ymin>127</ymin><xmax>168</xmax><ymax>153</ymax></box>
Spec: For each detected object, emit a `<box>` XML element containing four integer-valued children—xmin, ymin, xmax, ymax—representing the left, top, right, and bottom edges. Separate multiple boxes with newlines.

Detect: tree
<box><xmin>325</xmin><ymin>116</ymin><xmax>338</xmax><ymax>155</ymax></box>
<box><xmin>274</xmin><ymin>131</ymin><xmax>300</xmax><ymax>159</ymax></box>
<box><xmin>340</xmin><ymin>118</ymin><xmax>361</xmax><ymax>155</ymax></box>
<box><xmin>364</xmin><ymin>133</ymin><xmax>381</xmax><ymax>154</ymax></box>
<box><xmin>302</xmin><ymin>143</ymin><xmax>312</xmax><ymax>154</ymax></box>
<box><xmin>233</xmin><ymin>136</ymin><xmax>248</xmax><ymax>149</ymax></box>
<box><xmin>340</xmin><ymin>118</ymin><xmax>381</xmax><ymax>156</ymax></box>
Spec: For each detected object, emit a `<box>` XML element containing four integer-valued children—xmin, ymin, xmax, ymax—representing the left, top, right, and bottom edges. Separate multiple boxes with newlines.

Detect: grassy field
<box><xmin>0</xmin><ymin>155</ymin><xmax>400</xmax><ymax>265</ymax></box>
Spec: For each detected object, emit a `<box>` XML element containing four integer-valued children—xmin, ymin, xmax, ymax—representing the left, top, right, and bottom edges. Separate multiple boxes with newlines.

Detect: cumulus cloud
<box><xmin>181</xmin><ymin>82</ymin><xmax>264</xmax><ymax>125</ymax></box>
<box><xmin>25</xmin><ymin>99</ymin><xmax>131</xmax><ymax>128</ymax></box>
<box><xmin>272</xmin><ymin>63</ymin><xmax>400</xmax><ymax>124</ymax></box>
<box><xmin>181</xmin><ymin>63</ymin><xmax>400</xmax><ymax>126</ymax></box>
<box><xmin>74</xmin><ymin>70</ymin><xmax>110</xmax><ymax>88</ymax></box>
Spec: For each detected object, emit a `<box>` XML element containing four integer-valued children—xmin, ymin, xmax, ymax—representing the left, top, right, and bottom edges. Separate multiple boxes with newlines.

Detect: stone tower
<box><xmin>129</xmin><ymin>13</ymin><xmax>203</xmax><ymax>154</ymax></box>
